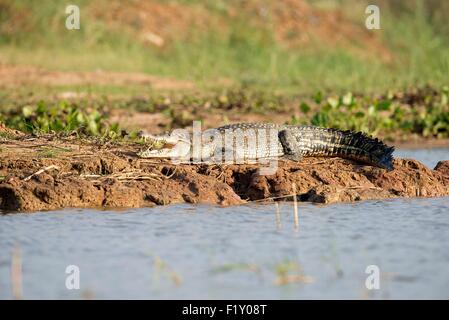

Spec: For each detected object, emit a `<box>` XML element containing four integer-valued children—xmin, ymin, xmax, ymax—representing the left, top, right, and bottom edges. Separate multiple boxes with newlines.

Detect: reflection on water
<box><xmin>394</xmin><ymin>148</ymin><xmax>449</xmax><ymax>168</ymax></box>
<box><xmin>1</xmin><ymin>197</ymin><xmax>449</xmax><ymax>299</ymax></box>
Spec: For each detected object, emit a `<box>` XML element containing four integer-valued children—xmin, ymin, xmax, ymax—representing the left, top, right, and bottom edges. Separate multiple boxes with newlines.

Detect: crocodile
<box><xmin>137</xmin><ymin>123</ymin><xmax>395</xmax><ymax>170</ymax></box>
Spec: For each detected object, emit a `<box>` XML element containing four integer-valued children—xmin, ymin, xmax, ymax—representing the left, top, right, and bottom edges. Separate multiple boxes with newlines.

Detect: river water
<box><xmin>0</xmin><ymin>148</ymin><xmax>448</xmax><ymax>299</ymax></box>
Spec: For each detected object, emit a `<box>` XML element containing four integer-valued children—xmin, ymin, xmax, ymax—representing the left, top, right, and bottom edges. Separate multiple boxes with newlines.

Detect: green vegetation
<box><xmin>0</xmin><ymin>0</ymin><xmax>447</xmax><ymax>92</ymax></box>
<box><xmin>210</xmin><ymin>262</ymin><xmax>261</xmax><ymax>274</ymax></box>
<box><xmin>290</xmin><ymin>86</ymin><xmax>449</xmax><ymax>139</ymax></box>
<box><xmin>1</xmin><ymin>86</ymin><xmax>447</xmax><ymax>140</ymax></box>
<box><xmin>208</xmin><ymin>259</ymin><xmax>314</xmax><ymax>286</ymax></box>
<box><xmin>0</xmin><ymin>100</ymin><xmax>121</xmax><ymax>137</ymax></box>
<box><xmin>273</xmin><ymin>259</ymin><xmax>313</xmax><ymax>285</ymax></box>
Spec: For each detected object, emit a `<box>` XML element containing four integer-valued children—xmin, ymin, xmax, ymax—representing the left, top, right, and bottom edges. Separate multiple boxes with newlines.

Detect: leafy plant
<box><xmin>289</xmin><ymin>86</ymin><xmax>449</xmax><ymax>139</ymax></box>
<box><xmin>3</xmin><ymin>101</ymin><xmax>121</xmax><ymax>138</ymax></box>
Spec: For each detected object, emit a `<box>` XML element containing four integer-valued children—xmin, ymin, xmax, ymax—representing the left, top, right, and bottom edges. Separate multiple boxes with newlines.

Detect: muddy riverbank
<box><xmin>0</xmin><ymin>131</ymin><xmax>448</xmax><ymax>212</ymax></box>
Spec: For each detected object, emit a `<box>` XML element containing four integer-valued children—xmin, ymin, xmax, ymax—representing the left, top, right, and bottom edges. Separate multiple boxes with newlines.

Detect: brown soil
<box><xmin>0</xmin><ymin>63</ymin><xmax>194</xmax><ymax>90</ymax></box>
<box><xmin>239</xmin><ymin>0</ymin><xmax>392</xmax><ymax>62</ymax></box>
<box><xmin>90</xmin><ymin>0</ymin><xmax>391</xmax><ymax>61</ymax></box>
<box><xmin>1</xmin><ymin>131</ymin><xmax>448</xmax><ymax>212</ymax></box>
<box><xmin>89</xmin><ymin>0</ymin><xmax>221</xmax><ymax>47</ymax></box>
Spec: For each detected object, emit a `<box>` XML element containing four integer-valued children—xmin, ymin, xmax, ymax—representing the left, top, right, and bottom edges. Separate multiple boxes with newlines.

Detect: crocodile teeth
<box><xmin>143</xmin><ymin>137</ymin><xmax>167</xmax><ymax>150</ymax></box>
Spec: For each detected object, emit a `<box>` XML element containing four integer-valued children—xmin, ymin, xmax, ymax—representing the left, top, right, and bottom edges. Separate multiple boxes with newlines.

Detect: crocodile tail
<box><xmin>299</xmin><ymin>126</ymin><xmax>395</xmax><ymax>170</ymax></box>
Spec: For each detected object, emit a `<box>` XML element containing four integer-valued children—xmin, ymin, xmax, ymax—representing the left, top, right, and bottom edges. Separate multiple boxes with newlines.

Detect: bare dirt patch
<box><xmin>89</xmin><ymin>0</ymin><xmax>222</xmax><ymax>47</ymax></box>
<box><xmin>89</xmin><ymin>0</ymin><xmax>391</xmax><ymax>60</ymax></box>
<box><xmin>1</xmin><ymin>133</ymin><xmax>448</xmax><ymax>212</ymax></box>
<box><xmin>233</xmin><ymin>0</ymin><xmax>392</xmax><ymax>61</ymax></box>
<box><xmin>0</xmin><ymin>63</ymin><xmax>194</xmax><ymax>90</ymax></box>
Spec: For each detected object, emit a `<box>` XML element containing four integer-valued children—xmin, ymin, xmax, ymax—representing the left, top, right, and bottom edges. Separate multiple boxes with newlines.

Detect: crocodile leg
<box><xmin>278</xmin><ymin>129</ymin><xmax>303</xmax><ymax>161</ymax></box>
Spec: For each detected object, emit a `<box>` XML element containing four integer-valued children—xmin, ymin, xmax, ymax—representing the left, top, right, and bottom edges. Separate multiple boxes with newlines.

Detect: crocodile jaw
<box><xmin>138</xmin><ymin>129</ymin><xmax>191</xmax><ymax>159</ymax></box>
<box><xmin>137</xmin><ymin>143</ymin><xmax>191</xmax><ymax>158</ymax></box>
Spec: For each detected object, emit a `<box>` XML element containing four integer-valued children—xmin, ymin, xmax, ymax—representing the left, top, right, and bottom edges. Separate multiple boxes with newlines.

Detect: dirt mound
<box><xmin>89</xmin><ymin>0</ymin><xmax>221</xmax><ymax>47</ymax></box>
<box><xmin>239</xmin><ymin>0</ymin><xmax>391</xmax><ymax>61</ymax></box>
<box><xmin>1</xmin><ymin>135</ymin><xmax>448</xmax><ymax>212</ymax></box>
<box><xmin>0</xmin><ymin>122</ymin><xmax>24</xmax><ymax>137</ymax></box>
<box><xmin>89</xmin><ymin>0</ymin><xmax>391</xmax><ymax>61</ymax></box>
<box><xmin>231</xmin><ymin>158</ymin><xmax>449</xmax><ymax>203</ymax></box>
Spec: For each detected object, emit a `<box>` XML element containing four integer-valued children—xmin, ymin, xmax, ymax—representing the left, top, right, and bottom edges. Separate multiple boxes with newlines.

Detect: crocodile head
<box><xmin>137</xmin><ymin>129</ymin><xmax>191</xmax><ymax>159</ymax></box>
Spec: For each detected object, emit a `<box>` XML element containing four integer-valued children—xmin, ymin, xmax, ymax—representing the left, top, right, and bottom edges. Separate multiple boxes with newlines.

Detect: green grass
<box><xmin>0</xmin><ymin>0</ymin><xmax>447</xmax><ymax>93</ymax></box>
<box><xmin>380</xmin><ymin>1</ymin><xmax>449</xmax><ymax>87</ymax></box>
